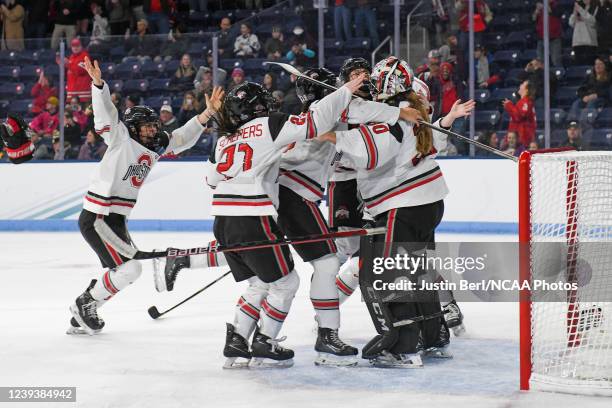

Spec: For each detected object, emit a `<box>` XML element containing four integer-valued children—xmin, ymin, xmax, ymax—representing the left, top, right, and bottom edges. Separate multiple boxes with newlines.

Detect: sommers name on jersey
<box><xmin>83</xmin><ymin>82</ymin><xmax>205</xmax><ymax>216</ymax></box>
<box><xmin>206</xmin><ymin>86</ymin><xmax>353</xmax><ymax>216</ymax></box>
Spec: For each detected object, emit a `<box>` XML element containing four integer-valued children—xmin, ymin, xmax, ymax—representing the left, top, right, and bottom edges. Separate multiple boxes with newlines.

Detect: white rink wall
<box><xmin>0</xmin><ymin>158</ymin><xmax>518</xmax><ymax>233</ymax></box>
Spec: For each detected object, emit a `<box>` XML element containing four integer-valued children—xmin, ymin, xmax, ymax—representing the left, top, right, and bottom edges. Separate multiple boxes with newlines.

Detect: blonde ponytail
<box><xmin>407</xmin><ymin>91</ymin><xmax>433</xmax><ymax>156</ymax></box>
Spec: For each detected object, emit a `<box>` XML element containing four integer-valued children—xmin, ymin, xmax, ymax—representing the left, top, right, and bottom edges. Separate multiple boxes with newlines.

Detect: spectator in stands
<box><xmin>31</xmin><ymin>71</ymin><xmax>58</xmax><ymax>115</ymax></box>
<box><xmin>217</xmin><ymin>17</ymin><xmax>234</xmax><ymax>57</ymax></box>
<box><xmin>52</xmin><ymin>132</ymin><xmax>73</xmax><ymax>160</ymax></box>
<box><xmin>68</xmin><ymin>96</ymin><xmax>88</xmax><ymax>130</ymax></box>
<box><xmin>125</xmin><ymin>19</ymin><xmax>156</xmax><ymax>62</ymax></box>
<box><xmin>195</xmin><ymin>67</ymin><xmax>214</xmax><ymax>105</ymax></box>
<box><xmin>130</xmin><ymin>0</ymin><xmax>147</xmax><ymax>25</ymax></box>
<box><xmin>263</xmin><ymin>73</ymin><xmax>278</xmax><ymax>93</ymax></box>
<box><xmin>503</xmin><ymin>80</ymin><xmax>537</xmax><ymax>147</ymax></box>
<box><xmin>290</xmin><ymin>25</ymin><xmax>316</xmax><ymax>51</ymax></box>
<box><xmin>334</xmin><ymin>0</ymin><xmax>352</xmax><ymax>42</ymax></box>
<box><xmin>50</xmin><ymin>0</ymin><xmax>79</xmax><ymax>50</ymax></box>
<box><xmin>125</xmin><ymin>94</ymin><xmax>139</xmax><ymax>109</ymax></box>
<box><xmin>62</xmin><ymin>109</ymin><xmax>82</xmax><ymax>146</ymax></box>
<box><xmin>286</xmin><ymin>40</ymin><xmax>315</xmax><ymax>66</ymax></box>
<box><xmin>528</xmin><ymin>141</ymin><xmax>539</xmax><ymax>150</ymax></box>
<box><xmin>418</xmin><ymin>53</ymin><xmax>442</xmax><ymax>119</ymax></box>
<box><xmin>159</xmin><ymin>23</ymin><xmax>190</xmax><ymax>61</ymax></box>
<box><xmin>30</xmin><ymin>132</ymin><xmax>53</xmax><ymax>160</ymax></box>
<box><xmin>143</xmin><ymin>0</ymin><xmax>170</xmax><ymax>34</ymax></box>
<box><xmin>500</xmin><ymin>130</ymin><xmax>525</xmax><ymax>157</ymax></box>
<box><xmin>106</xmin><ymin>0</ymin><xmax>130</xmax><ymax>35</ymax></box>
<box><xmin>265</xmin><ymin>25</ymin><xmax>286</xmax><ymax>61</ymax></box>
<box><xmin>533</xmin><ymin>1</ymin><xmax>563</xmax><ymax>67</ymax></box>
<box><xmin>170</xmin><ymin>53</ymin><xmax>197</xmax><ymax>92</ymax></box>
<box><xmin>88</xmin><ymin>2</ymin><xmax>110</xmax><ymax>55</ymax></box>
<box><xmin>31</xmin><ymin>96</ymin><xmax>60</xmax><ymax>139</ymax></box>
<box><xmin>83</xmin><ymin>103</ymin><xmax>95</xmax><ymax>130</ymax></box>
<box><xmin>440</xmin><ymin>62</ymin><xmax>464</xmax><ymax>118</ymax></box>
<box><xmin>227</xmin><ymin>67</ymin><xmax>246</xmax><ymax>92</ymax></box>
<box><xmin>517</xmin><ymin>59</ymin><xmax>557</xmax><ymax>99</ymax></box>
<box><xmin>561</xmin><ymin>121</ymin><xmax>586</xmax><ymax>150</ymax></box>
<box><xmin>568</xmin><ymin>57</ymin><xmax>610</xmax><ymax>121</ymax></box>
<box><xmin>281</xmin><ymin>68</ymin><xmax>302</xmax><ymax>114</ymax></box>
<box><xmin>78</xmin><ymin>129</ymin><xmax>107</xmax><ymax>160</ymax></box>
<box><xmin>234</xmin><ymin>23</ymin><xmax>260</xmax><ymax>58</ymax></box>
<box><xmin>477</xmin><ymin>129</ymin><xmax>499</xmax><ymax>155</ymax></box>
<box><xmin>455</xmin><ymin>0</ymin><xmax>493</xmax><ymax>63</ymax></box>
<box><xmin>62</xmin><ymin>38</ymin><xmax>92</xmax><ymax>102</ymax></box>
<box><xmin>474</xmin><ymin>45</ymin><xmax>491</xmax><ymax>88</ymax></box>
<box><xmin>0</xmin><ymin>0</ymin><xmax>25</xmax><ymax>51</ymax></box>
<box><xmin>26</xmin><ymin>1</ymin><xmax>49</xmax><ymax>49</ymax></box>
<box><xmin>177</xmin><ymin>91</ymin><xmax>201</xmax><ymax>126</ymax></box>
<box><xmin>160</xmin><ymin>104</ymin><xmax>179</xmax><ymax>133</ymax></box>
<box><xmin>354</xmin><ymin>0</ymin><xmax>380</xmax><ymax>46</ymax></box>
<box><xmin>111</xmin><ymin>92</ymin><xmax>123</xmax><ymax>111</ymax></box>
<box><xmin>569</xmin><ymin>0</ymin><xmax>599</xmax><ymax>65</ymax></box>
<box><xmin>597</xmin><ymin>0</ymin><xmax>612</xmax><ymax>53</ymax></box>
<box><xmin>439</xmin><ymin>34</ymin><xmax>458</xmax><ymax>64</ymax></box>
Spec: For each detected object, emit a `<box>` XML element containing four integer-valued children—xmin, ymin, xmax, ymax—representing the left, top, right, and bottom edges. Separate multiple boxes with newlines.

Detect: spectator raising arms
<box><xmin>0</xmin><ymin>0</ymin><xmax>25</xmax><ymax>51</ymax></box>
<box><xmin>439</xmin><ymin>62</ymin><xmax>464</xmax><ymax>118</ymax></box>
<box><xmin>234</xmin><ymin>23</ymin><xmax>260</xmax><ymax>58</ymax></box>
<box><xmin>31</xmin><ymin>71</ymin><xmax>58</xmax><ymax>115</ymax></box>
<box><xmin>78</xmin><ymin>129</ymin><xmax>107</xmax><ymax>160</ymax></box>
<box><xmin>88</xmin><ymin>2</ymin><xmax>109</xmax><ymax>54</ymax></box>
<box><xmin>63</xmin><ymin>38</ymin><xmax>92</xmax><ymax>102</ymax></box>
<box><xmin>286</xmin><ymin>41</ymin><xmax>315</xmax><ymax>65</ymax></box>
<box><xmin>503</xmin><ymin>80</ymin><xmax>537</xmax><ymax>147</ymax></box>
<box><xmin>568</xmin><ymin>57</ymin><xmax>610</xmax><ymax>121</ymax></box>
<box><xmin>265</xmin><ymin>26</ymin><xmax>285</xmax><ymax>61</ymax></box>
<box><xmin>170</xmin><ymin>53</ymin><xmax>197</xmax><ymax>92</ymax></box>
<box><xmin>31</xmin><ymin>97</ymin><xmax>60</xmax><ymax>138</ymax></box>
<box><xmin>569</xmin><ymin>0</ymin><xmax>599</xmax><ymax>65</ymax></box>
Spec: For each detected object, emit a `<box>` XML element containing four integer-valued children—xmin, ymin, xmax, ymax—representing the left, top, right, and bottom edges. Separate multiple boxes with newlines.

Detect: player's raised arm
<box><xmin>166</xmin><ymin>87</ymin><xmax>224</xmax><ymax>155</ymax></box>
<box><xmin>84</xmin><ymin>56</ymin><xmax>126</xmax><ymax>146</ymax></box>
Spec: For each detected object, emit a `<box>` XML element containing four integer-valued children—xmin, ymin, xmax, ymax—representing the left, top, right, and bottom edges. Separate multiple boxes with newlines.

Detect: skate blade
<box><xmin>249</xmin><ymin>358</ymin><xmax>294</xmax><ymax>368</ymax></box>
<box><xmin>65</xmin><ymin>326</ymin><xmax>102</xmax><ymax>335</ymax></box>
<box><xmin>451</xmin><ymin>323</ymin><xmax>466</xmax><ymax>337</ymax></box>
<box><xmin>68</xmin><ymin>305</ymin><xmax>96</xmax><ymax>336</ymax></box>
<box><xmin>314</xmin><ymin>353</ymin><xmax>358</xmax><ymax>367</ymax></box>
<box><xmin>223</xmin><ymin>357</ymin><xmax>251</xmax><ymax>369</ymax></box>
<box><xmin>369</xmin><ymin>360</ymin><xmax>424</xmax><ymax>369</ymax></box>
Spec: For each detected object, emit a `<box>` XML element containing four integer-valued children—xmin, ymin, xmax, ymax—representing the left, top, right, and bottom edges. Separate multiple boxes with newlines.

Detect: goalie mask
<box><xmin>124</xmin><ymin>106</ymin><xmax>169</xmax><ymax>154</ymax></box>
<box><xmin>339</xmin><ymin>57</ymin><xmax>377</xmax><ymax>99</ymax></box>
<box><xmin>371</xmin><ymin>56</ymin><xmax>413</xmax><ymax>102</ymax></box>
<box><xmin>223</xmin><ymin>82</ymin><xmax>276</xmax><ymax>129</ymax></box>
<box><xmin>296</xmin><ymin>67</ymin><xmax>337</xmax><ymax>104</ymax></box>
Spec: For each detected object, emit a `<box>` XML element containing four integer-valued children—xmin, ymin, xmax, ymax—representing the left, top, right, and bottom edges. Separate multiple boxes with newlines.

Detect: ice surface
<box><xmin>0</xmin><ymin>232</ymin><xmax>610</xmax><ymax>408</ymax></box>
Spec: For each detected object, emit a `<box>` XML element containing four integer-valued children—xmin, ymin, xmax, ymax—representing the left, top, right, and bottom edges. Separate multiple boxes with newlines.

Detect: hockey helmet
<box><xmin>371</xmin><ymin>56</ymin><xmax>413</xmax><ymax>102</ymax></box>
<box><xmin>338</xmin><ymin>57</ymin><xmax>377</xmax><ymax>99</ymax></box>
<box><xmin>296</xmin><ymin>67</ymin><xmax>337</xmax><ymax>104</ymax></box>
<box><xmin>222</xmin><ymin>82</ymin><xmax>276</xmax><ymax>129</ymax></box>
<box><xmin>123</xmin><ymin>105</ymin><xmax>169</xmax><ymax>153</ymax></box>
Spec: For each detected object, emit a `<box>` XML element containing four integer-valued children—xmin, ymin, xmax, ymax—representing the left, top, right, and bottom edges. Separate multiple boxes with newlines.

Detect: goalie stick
<box><xmin>266</xmin><ymin>61</ymin><xmax>517</xmax><ymax>162</ymax></box>
<box><xmin>129</xmin><ymin>227</ymin><xmax>387</xmax><ymax>260</ymax></box>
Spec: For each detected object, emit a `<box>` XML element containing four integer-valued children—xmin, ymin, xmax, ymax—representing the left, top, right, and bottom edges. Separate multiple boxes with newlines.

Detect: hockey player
<box><xmin>66</xmin><ymin>57</ymin><xmax>225</xmax><ymax>335</ymax></box>
<box><xmin>316</xmin><ymin>56</ymin><xmax>475</xmax><ymax>367</ymax></box>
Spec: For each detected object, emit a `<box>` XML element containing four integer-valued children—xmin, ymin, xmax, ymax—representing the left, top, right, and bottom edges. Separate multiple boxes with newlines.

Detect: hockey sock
<box><xmin>89</xmin><ymin>260</ymin><xmax>142</xmax><ymax>302</ymax></box>
<box><xmin>260</xmin><ymin>271</ymin><xmax>300</xmax><ymax>339</ymax></box>
<box><xmin>189</xmin><ymin>240</ymin><xmax>228</xmax><ymax>269</ymax></box>
<box><xmin>335</xmin><ymin>227</ymin><xmax>361</xmax><ymax>264</ymax></box>
<box><xmin>310</xmin><ymin>254</ymin><xmax>341</xmax><ymax>329</ymax></box>
<box><xmin>336</xmin><ymin>257</ymin><xmax>359</xmax><ymax>305</ymax></box>
<box><xmin>233</xmin><ymin>277</ymin><xmax>268</xmax><ymax>340</ymax></box>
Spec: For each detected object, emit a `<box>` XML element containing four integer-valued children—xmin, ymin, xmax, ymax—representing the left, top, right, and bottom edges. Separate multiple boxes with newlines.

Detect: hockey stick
<box><xmin>267</xmin><ymin>61</ymin><xmax>517</xmax><ymax>162</ymax></box>
<box><xmin>393</xmin><ymin>309</ymin><xmax>449</xmax><ymax>327</ymax></box>
<box><xmin>132</xmin><ymin>227</ymin><xmax>387</xmax><ymax>260</ymax></box>
<box><xmin>148</xmin><ymin>270</ymin><xmax>232</xmax><ymax>319</ymax></box>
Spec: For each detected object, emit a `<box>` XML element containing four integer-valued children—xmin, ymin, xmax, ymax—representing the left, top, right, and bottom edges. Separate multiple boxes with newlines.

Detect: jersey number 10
<box><xmin>217</xmin><ymin>143</ymin><xmax>254</xmax><ymax>174</ymax></box>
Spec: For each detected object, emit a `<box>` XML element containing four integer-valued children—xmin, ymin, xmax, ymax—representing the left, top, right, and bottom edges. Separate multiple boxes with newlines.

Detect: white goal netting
<box><xmin>527</xmin><ymin>151</ymin><xmax>612</xmax><ymax>396</ymax></box>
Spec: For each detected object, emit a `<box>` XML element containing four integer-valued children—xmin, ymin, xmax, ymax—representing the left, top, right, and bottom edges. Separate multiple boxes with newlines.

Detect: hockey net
<box><xmin>519</xmin><ymin>149</ymin><xmax>612</xmax><ymax>396</ymax></box>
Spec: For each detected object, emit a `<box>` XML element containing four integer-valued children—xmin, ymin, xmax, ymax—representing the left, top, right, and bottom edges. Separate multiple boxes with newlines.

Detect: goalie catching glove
<box><xmin>0</xmin><ymin>114</ymin><xmax>35</xmax><ymax>164</ymax></box>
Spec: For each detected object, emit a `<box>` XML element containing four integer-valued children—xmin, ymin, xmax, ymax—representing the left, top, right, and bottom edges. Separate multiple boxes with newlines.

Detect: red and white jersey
<box><xmin>334</xmin><ymin>103</ymin><xmax>449</xmax><ymax>217</ymax></box>
<box><xmin>83</xmin><ymin>82</ymin><xmax>205</xmax><ymax>216</ymax></box>
<box><xmin>207</xmin><ymin>86</ymin><xmax>353</xmax><ymax>216</ymax></box>
<box><xmin>329</xmin><ymin>97</ymin><xmax>401</xmax><ymax>182</ymax></box>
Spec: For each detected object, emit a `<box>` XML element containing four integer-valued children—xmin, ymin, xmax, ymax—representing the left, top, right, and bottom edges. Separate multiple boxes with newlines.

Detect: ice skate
<box><xmin>222</xmin><ymin>323</ymin><xmax>251</xmax><ymax>369</ymax></box>
<box><xmin>65</xmin><ymin>317</ymin><xmax>104</xmax><ymax>335</ymax></box>
<box><xmin>314</xmin><ymin>328</ymin><xmax>358</xmax><ymax>367</ymax></box>
<box><xmin>250</xmin><ymin>330</ymin><xmax>294</xmax><ymax>368</ymax></box>
<box><xmin>369</xmin><ymin>350</ymin><xmax>423</xmax><ymax>368</ymax></box>
<box><xmin>69</xmin><ymin>280</ymin><xmax>105</xmax><ymax>336</ymax></box>
<box><xmin>443</xmin><ymin>300</ymin><xmax>466</xmax><ymax>336</ymax></box>
<box><xmin>153</xmin><ymin>249</ymin><xmax>189</xmax><ymax>292</ymax></box>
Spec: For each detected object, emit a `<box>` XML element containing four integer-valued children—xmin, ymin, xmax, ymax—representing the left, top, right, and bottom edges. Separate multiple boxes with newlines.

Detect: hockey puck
<box><xmin>148</xmin><ymin>306</ymin><xmax>161</xmax><ymax>319</ymax></box>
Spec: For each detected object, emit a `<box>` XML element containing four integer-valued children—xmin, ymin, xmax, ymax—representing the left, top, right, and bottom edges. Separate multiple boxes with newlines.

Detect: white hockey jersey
<box><xmin>83</xmin><ymin>82</ymin><xmax>205</xmax><ymax>216</ymax></box>
<box><xmin>333</xmin><ymin>101</ymin><xmax>449</xmax><ymax>217</ymax></box>
<box><xmin>207</xmin><ymin>86</ymin><xmax>353</xmax><ymax>216</ymax></box>
<box><xmin>278</xmin><ymin>97</ymin><xmax>403</xmax><ymax>201</ymax></box>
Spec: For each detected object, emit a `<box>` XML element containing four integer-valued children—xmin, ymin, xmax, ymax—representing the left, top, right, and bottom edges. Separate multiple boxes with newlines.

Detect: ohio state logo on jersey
<box><xmin>122</xmin><ymin>153</ymin><xmax>153</xmax><ymax>188</ymax></box>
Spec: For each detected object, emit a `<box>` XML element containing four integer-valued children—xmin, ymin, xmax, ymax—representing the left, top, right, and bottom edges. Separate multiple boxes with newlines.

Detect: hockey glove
<box><xmin>0</xmin><ymin>114</ymin><xmax>35</xmax><ymax>164</ymax></box>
